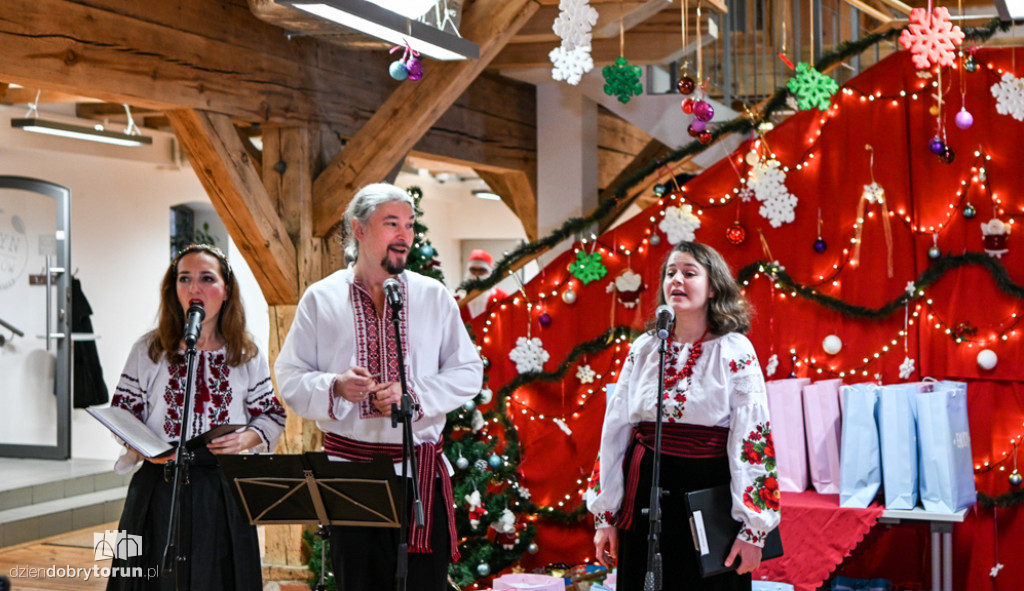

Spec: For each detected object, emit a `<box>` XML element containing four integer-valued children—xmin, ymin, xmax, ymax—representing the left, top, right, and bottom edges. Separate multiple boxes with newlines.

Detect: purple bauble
<box><xmin>928</xmin><ymin>137</ymin><xmax>945</xmax><ymax>155</ymax></box>
<box><xmin>692</xmin><ymin>100</ymin><xmax>715</xmax><ymax>122</ymax></box>
<box><xmin>690</xmin><ymin>119</ymin><xmax>707</xmax><ymax>133</ymax></box>
<box><xmin>954</xmin><ymin>108</ymin><xmax>974</xmax><ymax>129</ymax></box>
<box><xmin>389</xmin><ymin>60</ymin><xmax>409</xmax><ymax>81</ymax></box>
<box><xmin>539</xmin><ymin>312</ymin><xmax>552</xmax><ymax>328</ymax></box>
<box><xmin>813</xmin><ymin>238</ymin><xmax>828</xmax><ymax>253</ymax></box>
<box><xmin>405</xmin><ymin>57</ymin><xmax>423</xmax><ymax>81</ymax></box>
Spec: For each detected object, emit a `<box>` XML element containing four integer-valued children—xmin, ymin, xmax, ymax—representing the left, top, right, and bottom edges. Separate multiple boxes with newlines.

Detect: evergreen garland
<box><xmin>978</xmin><ymin>487</ymin><xmax>1024</xmax><ymax>509</ymax></box>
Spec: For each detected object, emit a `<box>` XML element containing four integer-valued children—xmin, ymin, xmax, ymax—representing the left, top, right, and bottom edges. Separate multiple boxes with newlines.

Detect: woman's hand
<box><xmin>593</xmin><ymin>527</ymin><xmax>618</xmax><ymax>568</ymax></box>
<box><xmin>725</xmin><ymin>538</ymin><xmax>762</xmax><ymax>574</ymax></box>
<box><xmin>207</xmin><ymin>429</ymin><xmax>263</xmax><ymax>455</ymax></box>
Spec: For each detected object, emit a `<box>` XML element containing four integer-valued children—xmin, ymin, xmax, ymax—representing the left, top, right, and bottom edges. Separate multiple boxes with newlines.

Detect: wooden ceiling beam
<box><xmin>166</xmin><ymin>109</ymin><xmax>299</xmax><ymax>305</ymax></box>
<box><xmin>311</xmin><ymin>0</ymin><xmax>541</xmax><ymax>237</ymax></box>
<box><xmin>842</xmin><ymin>0</ymin><xmax>894</xmax><ymax>23</ymax></box>
<box><xmin>473</xmin><ymin>168</ymin><xmax>538</xmax><ymax>242</ymax></box>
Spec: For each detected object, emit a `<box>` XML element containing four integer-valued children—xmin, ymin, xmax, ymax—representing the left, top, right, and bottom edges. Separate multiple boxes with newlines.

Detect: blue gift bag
<box><xmin>831</xmin><ymin>576</ymin><xmax>892</xmax><ymax>591</ymax></box>
<box><xmin>839</xmin><ymin>383</ymin><xmax>881</xmax><ymax>508</ymax></box>
<box><xmin>878</xmin><ymin>383</ymin><xmax>929</xmax><ymax>510</ymax></box>
<box><xmin>916</xmin><ymin>381</ymin><xmax>977</xmax><ymax>513</ymax></box>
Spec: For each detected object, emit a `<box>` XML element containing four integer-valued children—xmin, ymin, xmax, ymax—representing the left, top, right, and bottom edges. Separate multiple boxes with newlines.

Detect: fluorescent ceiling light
<box><xmin>11</xmin><ymin>118</ymin><xmax>153</xmax><ymax>147</ymax></box>
<box><xmin>472</xmin><ymin>190</ymin><xmax>501</xmax><ymax>201</ymax></box>
<box><xmin>365</xmin><ymin>0</ymin><xmax>436</xmax><ymax>19</ymax></box>
<box><xmin>994</xmin><ymin>0</ymin><xmax>1024</xmax><ymax>20</ymax></box>
<box><xmin>286</xmin><ymin>0</ymin><xmax>479</xmax><ymax>61</ymax></box>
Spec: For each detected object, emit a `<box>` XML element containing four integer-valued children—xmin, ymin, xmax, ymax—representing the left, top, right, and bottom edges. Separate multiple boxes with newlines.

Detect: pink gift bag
<box><xmin>802</xmin><ymin>379</ymin><xmax>843</xmax><ymax>494</ymax></box>
<box><xmin>766</xmin><ymin>378</ymin><xmax>811</xmax><ymax>492</ymax></box>
<box><xmin>492</xmin><ymin>573</ymin><xmax>565</xmax><ymax>591</ymax></box>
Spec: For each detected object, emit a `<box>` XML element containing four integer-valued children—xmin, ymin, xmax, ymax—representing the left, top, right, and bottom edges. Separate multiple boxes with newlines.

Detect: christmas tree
<box><xmin>404</xmin><ymin>186</ymin><xmax>444</xmax><ymax>282</ymax></box>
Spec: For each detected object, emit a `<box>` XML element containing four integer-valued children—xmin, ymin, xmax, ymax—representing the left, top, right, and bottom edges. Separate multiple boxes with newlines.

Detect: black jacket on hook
<box><xmin>72</xmin><ymin>277</ymin><xmax>109</xmax><ymax>408</ymax></box>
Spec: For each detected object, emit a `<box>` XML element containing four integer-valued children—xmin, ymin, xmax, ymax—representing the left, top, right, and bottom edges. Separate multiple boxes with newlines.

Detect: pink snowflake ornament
<box><xmin>898</xmin><ymin>7</ymin><xmax>965</xmax><ymax>69</ymax></box>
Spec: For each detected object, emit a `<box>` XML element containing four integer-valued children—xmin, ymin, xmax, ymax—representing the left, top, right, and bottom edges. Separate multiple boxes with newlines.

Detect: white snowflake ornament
<box><xmin>765</xmin><ymin>353</ymin><xmax>779</xmax><ymax>377</ymax></box>
<box><xmin>898</xmin><ymin>7</ymin><xmax>965</xmax><ymax>69</ymax></box>
<box><xmin>862</xmin><ymin>182</ymin><xmax>885</xmax><ymax>204</ymax></box>
<box><xmin>576</xmin><ymin>364</ymin><xmax>596</xmax><ymax>384</ymax></box>
<box><xmin>550</xmin><ymin>45</ymin><xmax>594</xmax><ymax>86</ymax></box>
<box><xmin>991</xmin><ymin>72</ymin><xmax>1024</xmax><ymax>121</ymax></box>
<box><xmin>659</xmin><ymin>204</ymin><xmax>702</xmax><ymax>244</ymax></box>
<box><xmin>990</xmin><ymin>563</ymin><xmax>1004</xmax><ymax>578</ymax></box>
<box><xmin>552</xmin><ymin>0</ymin><xmax>599</xmax><ymax>50</ymax></box>
<box><xmin>738</xmin><ymin>184</ymin><xmax>755</xmax><ymax>203</ymax></box>
<box><xmin>552</xmin><ymin>418</ymin><xmax>573</xmax><ymax>436</ymax></box>
<box><xmin>749</xmin><ymin>159</ymin><xmax>798</xmax><ymax>228</ymax></box>
<box><xmin>905</xmin><ymin>281</ymin><xmax>917</xmax><ymax>297</ymax></box>
<box><xmin>899</xmin><ymin>356</ymin><xmax>916</xmax><ymax>380</ymax></box>
<box><xmin>509</xmin><ymin>336</ymin><xmax>550</xmax><ymax>374</ymax></box>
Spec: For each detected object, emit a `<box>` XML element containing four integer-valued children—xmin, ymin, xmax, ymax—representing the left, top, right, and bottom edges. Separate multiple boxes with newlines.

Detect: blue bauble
<box><xmin>488</xmin><ymin>453</ymin><xmax>502</xmax><ymax>468</ymax></box>
<box><xmin>653</xmin><ymin>183</ymin><xmax>667</xmax><ymax>197</ymax></box>
<box><xmin>963</xmin><ymin>204</ymin><xmax>977</xmax><ymax>219</ymax></box>
<box><xmin>420</xmin><ymin>244</ymin><xmax>436</xmax><ymax>257</ymax></box>
<box><xmin>928</xmin><ymin>246</ymin><xmax>942</xmax><ymax>260</ymax></box>
<box><xmin>389</xmin><ymin>60</ymin><xmax>409</xmax><ymax>81</ymax></box>
<box><xmin>463</xmin><ymin>399</ymin><xmax>476</xmax><ymax>411</ymax></box>
<box><xmin>476</xmin><ymin>563</ymin><xmax>491</xmax><ymax>576</ymax></box>
<box><xmin>813</xmin><ymin>238</ymin><xmax>827</xmax><ymax>253</ymax></box>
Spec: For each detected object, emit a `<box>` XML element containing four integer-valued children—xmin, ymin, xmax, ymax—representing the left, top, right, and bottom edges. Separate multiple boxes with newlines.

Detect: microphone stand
<box><xmin>387</xmin><ymin>296</ymin><xmax>423</xmax><ymax>591</ymax></box>
<box><xmin>644</xmin><ymin>330</ymin><xmax>671</xmax><ymax>591</ymax></box>
<box><xmin>161</xmin><ymin>326</ymin><xmax>201</xmax><ymax>590</ymax></box>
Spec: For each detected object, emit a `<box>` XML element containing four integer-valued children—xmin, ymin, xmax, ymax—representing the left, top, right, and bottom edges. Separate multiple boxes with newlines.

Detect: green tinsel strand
<box><xmin>977</xmin><ymin>487</ymin><xmax>1024</xmax><ymax>509</ymax></box>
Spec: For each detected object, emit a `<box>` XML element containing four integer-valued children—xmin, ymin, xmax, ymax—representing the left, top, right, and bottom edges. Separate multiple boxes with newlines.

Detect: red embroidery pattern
<box><xmin>350</xmin><ymin>278</ymin><xmax>411</xmax><ymax>419</ymax></box>
<box><xmin>162</xmin><ymin>351</ymin><xmax>232</xmax><ymax>439</ymax></box>
<box><xmin>729</xmin><ymin>353</ymin><xmax>756</xmax><ymax>373</ymax></box>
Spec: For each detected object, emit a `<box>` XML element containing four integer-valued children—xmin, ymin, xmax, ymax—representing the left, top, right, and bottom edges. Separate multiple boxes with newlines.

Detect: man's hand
<box><xmin>208</xmin><ymin>429</ymin><xmax>262</xmax><ymax>455</ymax></box>
<box><xmin>333</xmin><ymin>367</ymin><xmax>380</xmax><ymax>402</ymax></box>
<box><xmin>370</xmin><ymin>381</ymin><xmax>402</xmax><ymax>416</ymax></box>
<box><xmin>725</xmin><ymin>538</ymin><xmax>762</xmax><ymax>574</ymax></box>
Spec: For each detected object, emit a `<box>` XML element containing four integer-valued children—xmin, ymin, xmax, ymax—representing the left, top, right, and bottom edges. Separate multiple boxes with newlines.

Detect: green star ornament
<box><xmin>569</xmin><ymin>250</ymin><xmax>608</xmax><ymax>285</ymax></box>
<box><xmin>786</xmin><ymin>62</ymin><xmax>839</xmax><ymax>111</ymax></box>
<box><xmin>603</xmin><ymin>56</ymin><xmax>643</xmax><ymax>104</ymax></box>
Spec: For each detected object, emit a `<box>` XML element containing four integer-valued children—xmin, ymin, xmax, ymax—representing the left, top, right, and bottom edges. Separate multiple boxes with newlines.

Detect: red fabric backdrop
<box><xmin>466</xmin><ymin>48</ymin><xmax>1024</xmax><ymax>590</ymax></box>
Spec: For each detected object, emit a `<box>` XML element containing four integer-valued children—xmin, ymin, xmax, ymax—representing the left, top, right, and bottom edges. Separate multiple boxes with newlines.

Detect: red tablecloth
<box><xmin>753</xmin><ymin>491</ymin><xmax>884</xmax><ymax>591</ymax></box>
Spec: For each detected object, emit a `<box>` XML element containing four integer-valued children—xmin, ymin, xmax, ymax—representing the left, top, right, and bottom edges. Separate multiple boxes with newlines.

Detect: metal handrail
<box><xmin>0</xmin><ymin>316</ymin><xmax>24</xmax><ymax>337</ymax></box>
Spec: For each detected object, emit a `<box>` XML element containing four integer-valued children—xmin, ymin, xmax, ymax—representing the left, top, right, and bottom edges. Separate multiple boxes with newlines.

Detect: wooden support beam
<box><xmin>473</xmin><ymin>168</ymin><xmax>538</xmax><ymax>242</ymax></box>
<box><xmin>873</xmin><ymin>0</ymin><xmax>913</xmax><ymax>16</ymax></box>
<box><xmin>596</xmin><ymin>137</ymin><xmax>673</xmax><ymax>232</ymax></box>
<box><xmin>842</xmin><ymin>0</ymin><xmax>893</xmax><ymax>23</ymax></box>
<box><xmin>166</xmin><ymin>109</ymin><xmax>299</xmax><ymax>305</ymax></box>
<box><xmin>311</xmin><ymin>0</ymin><xmax>540</xmax><ymax>237</ymax></box>
<box><xmin>492</xmin><ymin>30</ymin><xmax>700</xmax><ymax>69</ymax></box>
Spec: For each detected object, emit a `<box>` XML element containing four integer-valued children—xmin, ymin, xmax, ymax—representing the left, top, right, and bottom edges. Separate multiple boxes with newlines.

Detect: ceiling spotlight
<box><xmin>11</xmin><ymin>118</ymin><xmax>153</xmax><ymax>147</ymax></box>
<box><xmin>472</xmin><ymin>190</ymin><xmax>501</xmax><ymax>201</ymax></box>
<box><xmin>284</xmin><ymin>0</ymin><xmax>479</xmax><ymax>61</ymax></box>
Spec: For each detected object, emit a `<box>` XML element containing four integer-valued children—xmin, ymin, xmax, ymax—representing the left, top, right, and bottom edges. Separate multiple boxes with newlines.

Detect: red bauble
<box><xmin>698</xmin><ymin>131</ymin><xmax>713</xmax><ymax>144</ymax></box>
<box><xmin>681</xmin><ymin>98</ymin><xmax>695</xmax><ymax>114</ymax></box>
<box><xmin>677</xmin><ymin>76</ymin><xmax>696</xmax><ymax>94</ymax></box>
<box><xmin>725</xmin><ymin>221</ymin><xmax>747</xmax><ymax>245</ymax></box>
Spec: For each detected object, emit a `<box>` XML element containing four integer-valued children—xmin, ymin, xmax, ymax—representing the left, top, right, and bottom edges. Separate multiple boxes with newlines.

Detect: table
<box><xmin>878</xmin><ymin>506</ymin><xmax>966</xmax><ymax>591</ymax></box>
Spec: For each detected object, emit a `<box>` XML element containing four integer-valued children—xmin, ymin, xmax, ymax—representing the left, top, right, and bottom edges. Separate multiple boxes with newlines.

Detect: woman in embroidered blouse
<box><xmin>587</xmin><ymin>241</ymin><xmax>779</xmax><ymax>590</ymax></box>
<box><xmin>106</xmin><ymin>244</ymin><xmax>286</xmax><ymax>591</ymax></box>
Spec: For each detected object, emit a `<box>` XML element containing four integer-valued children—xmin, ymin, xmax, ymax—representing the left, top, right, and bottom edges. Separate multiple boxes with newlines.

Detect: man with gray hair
<box><xmin>275</xmin><ymin>182</ymin><xmax>483</xmax><ymax>590</ymax></box>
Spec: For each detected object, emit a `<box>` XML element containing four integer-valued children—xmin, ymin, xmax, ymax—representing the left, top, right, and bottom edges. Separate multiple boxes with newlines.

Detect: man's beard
<box><xmin>382</xmin><ymin>253</ymin><xmax>407</xmax><ymax>275</ymax></box>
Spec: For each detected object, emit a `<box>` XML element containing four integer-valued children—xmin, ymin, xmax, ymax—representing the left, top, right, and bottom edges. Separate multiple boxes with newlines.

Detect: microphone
<box><xmin>183</xmin><ymin>300</ymin><xmax>205</xmax><ymax>349</ymax></box>
<box><xmin>382</xmin><ymin>278</ymin><xmax>403</xmax><ymax>310</ymax></box>
<box><xmin>654</xmin><ymin>305</ymin><xmax>675</xmax><ymax>340</ymax></box>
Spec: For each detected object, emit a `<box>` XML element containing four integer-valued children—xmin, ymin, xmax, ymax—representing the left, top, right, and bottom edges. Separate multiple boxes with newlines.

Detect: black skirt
<box><xmin>105</xmin><ymin>447</ymin><xmax>262</xmax><ymax>591</ymax></box>
<box><xmin>616</xmin><ymin>447</ymin><xmax>752</xmax><ymax>591</ymax></box>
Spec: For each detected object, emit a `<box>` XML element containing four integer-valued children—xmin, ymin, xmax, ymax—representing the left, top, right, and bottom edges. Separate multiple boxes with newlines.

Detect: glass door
<box><xmin>0</xmin><ymin>177</ymin><xmax>71</xmax><ymax>459</ymax></box>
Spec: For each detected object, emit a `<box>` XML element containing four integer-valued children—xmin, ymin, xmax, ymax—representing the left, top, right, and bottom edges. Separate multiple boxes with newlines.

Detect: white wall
<box><xmin>0</xmin><ymin>105</ymin><xmax>268</xmax><ymax>461</ymax></box>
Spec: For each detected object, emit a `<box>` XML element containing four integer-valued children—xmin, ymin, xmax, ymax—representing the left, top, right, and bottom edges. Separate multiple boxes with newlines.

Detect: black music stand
<box><xmin>217</xmin><ymin>452</ymin><xmax>400</xmax><ymax>589</ymax></box>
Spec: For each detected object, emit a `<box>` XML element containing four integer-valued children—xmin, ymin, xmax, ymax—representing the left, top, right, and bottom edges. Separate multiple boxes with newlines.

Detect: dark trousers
<box><xmin>329</xmin><ymin>477</ymin><xmax>451</xmax><ymax>591</ymax></box>
<box><xmin>616</xmin><ymin>449</ymin><xmax>752</xmax><ymax>591</ymax></box>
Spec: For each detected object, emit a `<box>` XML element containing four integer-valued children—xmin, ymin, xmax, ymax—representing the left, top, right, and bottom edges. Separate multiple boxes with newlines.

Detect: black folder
<box><xmin>683</xmin><ymin>484</ymin><xmax>783</xmax><ymax>577</ymax></box>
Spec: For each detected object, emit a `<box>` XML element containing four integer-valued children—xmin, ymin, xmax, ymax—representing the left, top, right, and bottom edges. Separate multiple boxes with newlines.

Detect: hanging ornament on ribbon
<box><xmin>388</xmin><ymin>42</ymin><xmax>423</xmax><ymax>81</ymax></box>
<box><xmin>603</xmin><ymin>9</ymin><xmax>642</xmax><ymax>103</ymax></box>
<box><xmin>852</xmin><ymin>145</ymin><xmax>894</xmax><ymax>277</ymax></box>
<box><xmin>813</xmin><ymin>208</ymin><xmax>827</xmax><ymax>253</ymax></box>
<box><xmin>928</xmin><ymin>232</ymin><xmax>942</xmax><ymax>260</ymax></box>
<box><xmin>607</xmin><ymin>267</ymin><xmax>644</xmax><ymax>308</ymax></box>
<box><xmin>898</xmin><ymin>6</ymin><xmax>965</xmax><ymax>69</ymax></box>
<box><xmin>981</xmin><ymin>217</ymin><xmax>1011</xmax><ymax>258</ymax></box>
<box><xmin>725</xmin><ymin>201</ymin><xmax>746</xmax><ymax>245</ymax></box>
